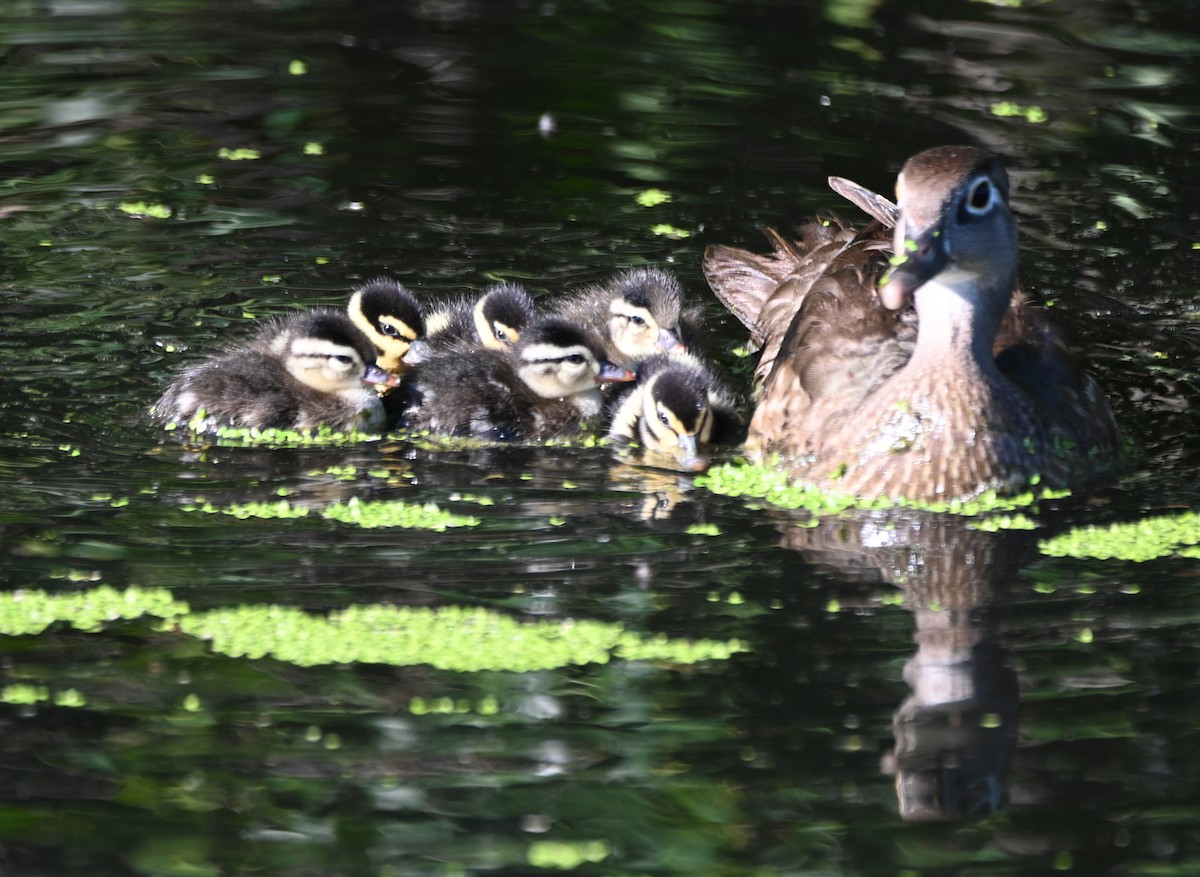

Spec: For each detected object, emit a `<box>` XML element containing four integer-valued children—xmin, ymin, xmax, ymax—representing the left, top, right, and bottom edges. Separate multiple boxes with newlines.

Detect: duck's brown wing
<box><xmin>994</xmin><ymin>293</ymin><xmax>1122</xmax><ymax>466</ymax></box>
<box><xmin>827</xmin><ymin>175</ymin><xmax>899</xmax><ymax>228</ymax></box>
<box><xmin>748</xmin><ymin>257</ymin><xmax>914</xmax><ymax>457</ymax></box>
<box><xmin>704</xmin><ymin>218</ymin><xmax>886</xmax><ymax>385</ymax></box>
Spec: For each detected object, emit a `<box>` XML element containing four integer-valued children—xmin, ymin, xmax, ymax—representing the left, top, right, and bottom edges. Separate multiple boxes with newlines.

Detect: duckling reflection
<box><xmin>607</xmin><ymin>352</ymin><xmax>743</xmax><ymax>472</ymax></box>
<box><xmin>551</xmin><ymin>267</ymin><xmax>700</xmax><ymax>363</ymax></box>
<box><xmin>346</xmin><ymin>277</ymin><xmax>426</xmax><ymax>375</ymax></box>
<box><xmin>151</xmin><ymin>310</ymin><xmax>399</xmax><ymax>433</ymax></box>
<box><xmin>401</xmin><ymin>317</ymin><xmax>636</xmax><ymax>441</ymax></box>
<box><xmin>776</xmin><ymin>509</ymin><xmax>1033</xmax><ymax>821</ymax></box>
<box><xmin>410</xmin><ymin>282</ymin><xmax>539</xmax><ymax>362</ymax></box>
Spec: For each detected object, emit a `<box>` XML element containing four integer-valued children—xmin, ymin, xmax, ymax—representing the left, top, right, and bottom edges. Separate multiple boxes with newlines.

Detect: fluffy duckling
<box><xmin>151</xmin><ymin>310</ymin><xmax>400</xmax><ymax>433</ymax></box>
<box><xmin>607</xmin><ymin>352</ymin><xmax>742</xmax><ymax>472</ymax></box>
<box><xmin>402</xmin><ymin>317</ymin><xmax>636</xmax><ymax>441</ymax></box>
<box><xmin>551</xmin><ymin>267</ymin><xmax>701</xmax><ymax>363</ymax></box>
<box><xmin>346</xmin><ymin>277</ymin><xmax>426</xmax><ymax>375</ymax></box>
<box><xmin>409</xmin><ymin>282</ymin><xmax>539</xmax><ymax>362</ymax></box>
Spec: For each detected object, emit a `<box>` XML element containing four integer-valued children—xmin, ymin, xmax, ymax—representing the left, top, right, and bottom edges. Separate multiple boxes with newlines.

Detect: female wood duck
<box><xmin>408</xmin><ymin>282</ymin><xmax>539</xmax><ymax>362</ymax></box>
<box><xmin>704</xmin><ymin>145</ymin><xmax>1120</xmax><ymax>502</ymax></box>
<box><xmin>607</xmin><ymin>352</ymin><xmax>742</xmax><ymax>472</ymax></box>
<box><xmin>151</xmin><ymin>310</ymin><xmax>400</xmax><ymax>433</ymax></box>
<box><xmin>551</xmin><ymin>267</ymin><xmax>699</xmax><ymax>363</ymax></box>
<box><xmin>402</xmin><ymin>317</ymin><xmax>636</xmax><ymax>441</ymax></box>
<box><xmin>346</xmin><ymin>277</ymin><xmax>426</xmax><ymax>375</ymax></box>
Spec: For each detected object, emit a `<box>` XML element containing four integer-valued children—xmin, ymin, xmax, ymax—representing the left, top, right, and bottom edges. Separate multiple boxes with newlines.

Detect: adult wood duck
<box><xmin>704</xmin><ymin>145</ymin><xmax>1120</xmax><ymax>502</ymax></box>
<box><xmin>346</xmin><ymin>277</ymin><xmax>426</xmax><ymax>375</ymax></box>
<box><xmin>401</xmin><ymin>317</ymin><xmax>636</xmax><ymax>441</ymax></box>
<box><xmin>551</xmin><ymin>267</ymin><xmax>700</xmax><ymax>363</ymax></box>
<box><xmin>409</xmin><ymin>281</ymin><xmax>539</xmax><ymax>362</ymax></box>
<box><xmin>607</xmin><ymin>352</ymin><xmax>742</xmax><ymax>472</ymax></box>
<box><xmin>151</xmin><ymin>310</ymin><xmax>401</xmax><ymax>433</ymax></box>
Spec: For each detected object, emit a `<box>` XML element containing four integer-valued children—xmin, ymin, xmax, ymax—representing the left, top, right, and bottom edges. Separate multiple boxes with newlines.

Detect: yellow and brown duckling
<box><xmin>606</xmin><ymin>352</ymin><xmax>743</xmax><ymax>472</ymax></box>
<box><xmin>408</xmin><ymin>281</ymin><xmax>539</xmax><ymax>362</ymax></box>
<box><xmin>551</xmin><ymin>267</ymin><xmax>700</xmax><ymax>363</ymax></box>
<box><xmin>401</xmin><ymin>317</ymin><xmax>636</xmax><ymax>441</ymax></box>
<box><xmin>152</xmin><ymin>310</ymin><xmax>401</xmax><ymax>434</ymax></box>
<box><xmin>346</xmin><ymin>277</ymin><xmax>426</xmax><ymax>376</ymax></box>
<box><xmin>703</xmin><ymin>145</ymin><xmax>1120</xmax><ymax>502</ymax></box>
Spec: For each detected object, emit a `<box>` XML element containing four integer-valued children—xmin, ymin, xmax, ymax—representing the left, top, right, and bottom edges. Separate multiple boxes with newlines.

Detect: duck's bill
<box><xmin>877</xmin><ymin>226</ymin><xmax>946</xmax><ymax>310</ymax></box>
<box><xmin>596</xmin><ymin>361</ymin><xmax>637</xmax><ymax>383</ymax></box>
<box><xmin>363</xmin><ymin>364</ymin><xmax>402</xmax><ymax>387</ymax></box>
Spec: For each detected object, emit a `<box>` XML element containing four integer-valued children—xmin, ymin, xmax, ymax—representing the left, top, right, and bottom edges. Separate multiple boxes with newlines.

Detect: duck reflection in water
<box><xmin>779</xmin><ymin>508</ymin><xmax>1031</xmax><ymax>821</ymax></box>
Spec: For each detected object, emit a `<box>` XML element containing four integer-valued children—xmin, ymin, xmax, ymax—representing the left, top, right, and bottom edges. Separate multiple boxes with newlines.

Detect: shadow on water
<box><xmin>1</xmin><ymin>0</ymin><xmax>1200</xmax><ymax>874</ymax></box>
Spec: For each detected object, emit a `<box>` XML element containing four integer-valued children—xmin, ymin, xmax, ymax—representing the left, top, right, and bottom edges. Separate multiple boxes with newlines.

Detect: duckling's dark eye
<box><xmin>564</xmin><ymin>354</ymin><xmax>586</xmax><ymax>365</ymax></box>
<box><xmin>379</xmin><ymin>322</ymin><xmax>400</xmax><ymax>337</ymax></box>
<box><xmin>333</xmin><ymin>354</ymin><xmax>354</xmax><ymax>365</ymax></box>
<box><xmin>494</xmin><ymin>326</ymin><xmax>509</xmax><ymax>342</ymax></box>
<box><xmin>628</xmin><ymin>315</ymin><xmax>647</xmax><ymax>327</ymax></box>
<box><xmin>658</xmin><ymin>410</ymin><xmax>671</xmax><ymax>427</ymax></box>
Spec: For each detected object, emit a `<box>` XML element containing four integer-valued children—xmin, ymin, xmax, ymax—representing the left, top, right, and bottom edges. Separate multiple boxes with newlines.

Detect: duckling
<box><xmin>703</xmin><ymin>145</ymin><xmax>1120</xmax><ymax>502</ymax></box>
<box><xmin>346</xmin><ymin>277</ymin><xmax>426</xmax><ymax>375</ymax></box>
<box><xmin>551</xmin><ymin>267</ymin><xmax>701</xmax><ymax>363</ymax></box>
<box><xmin>151</xmin><ymin>310</ymin><xmax>400</xmax><ymax>434</ymax></box>
<box><xmin>408</xmin><ymin>282</ymin><xmax>539</xmax><ymax>363</ymax></box>
<box><xmin>607</xmin><ymin>352</ymin><xmax>743</xmax><ymax>472</ymax></box>
<box><xmin>402</xmin><ymin>317</ymin><xmax>636</xmax><ymax>441</ymax></box>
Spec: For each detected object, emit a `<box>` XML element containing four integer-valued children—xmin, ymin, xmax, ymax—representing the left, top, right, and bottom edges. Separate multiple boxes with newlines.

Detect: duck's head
<box><xmin>273</xmin><ymin>311</ymin><xmax>401</xmax><ymax>395</ymax></box>
<box><xmin>633</xmin><ymin>362</ymin><xmax>715</xmax><ymax>472</ymax></box>
<box><xmin>474</xmin><ymin>282</ymin><xmax>539</xmax><ymax>351</ymax></box>
<box><xmin>604</xmin><ymin>267</ymin><xmax>687</xmax><ymax>360</ymax></box>
<box><xmin>878</xmin><ymin>146</ymin><xmax>1018</xmax><ymax>327</ymax></box>
<box><xmin>516</xmin><ymin>318</ymin><xmax>636</xmax><ymax>399</ymax></box>
<box><xmin>347</xmin><ymin>278</ymin><xmax>426</xmax><ymax>373</ymax></box>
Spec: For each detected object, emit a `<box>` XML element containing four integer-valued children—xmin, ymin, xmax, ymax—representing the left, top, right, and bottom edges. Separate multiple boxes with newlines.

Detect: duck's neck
<box><xmin>907</xmin><ymin>274</ymin><xmax>1009</xmax><ymax>380</ymax></box>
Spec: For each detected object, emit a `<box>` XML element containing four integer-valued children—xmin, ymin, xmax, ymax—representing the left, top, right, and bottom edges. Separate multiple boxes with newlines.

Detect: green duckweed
<box><xmin>0</xmin><ymin>586</ymin><xmax>188</xmax><ymax>636</ymax></box>
<box><xmin>1039</xmin><ymin>510</ymin><xmax>1200</xmax><ymax>562</ymax></box>
<box><xmin>527</xmin><ymin>840</ymin><xmax>610</xmax><ymax>869</ymax></box>
<box><xmin>320</xmin><ymin>498</ymin><xmax>480</xmax><ymax>530</ymax></box>
<box><xmin>179</xmin><ymin>604</ymin><xmax>746</xmax><ymax>672</ymax></box>
<box><xmin>185</xmin><ymin>497</ymin><xmax>480</xmax><ymax>530</ymax></box>
<box><xmin>696</xmin><ymin>460</ymin><xmax>1067</xmax><ymax>519</ymax></box>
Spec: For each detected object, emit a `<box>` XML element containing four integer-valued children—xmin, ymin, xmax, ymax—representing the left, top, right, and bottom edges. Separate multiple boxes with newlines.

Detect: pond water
<box><xmin>2</xmin><ymin>0</ymin><xmax>1199</xmax><ymax>874</ymax></box>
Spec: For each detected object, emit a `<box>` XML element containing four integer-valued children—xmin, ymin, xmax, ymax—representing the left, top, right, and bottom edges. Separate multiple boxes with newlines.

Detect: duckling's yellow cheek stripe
<box><xmin>378</xmin><ymin>317</ymin><xmax>418</xmax><ymax>342</ymax></box>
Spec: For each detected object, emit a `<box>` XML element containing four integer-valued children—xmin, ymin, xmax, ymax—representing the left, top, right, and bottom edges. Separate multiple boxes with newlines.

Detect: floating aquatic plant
<box><xmin>0</xmin><ymin>586</ymin><xmax>187</xmax><ymax>636</ymax></box>
<box><xmin>697</xmin><ymin>460</ymin><xmax>1068</xmax><ymax>518</ymax></box>
<box><xmin>179</xmin><ymin>604</ymin><xmax>746</xmax><ymax>672</ymax></box>
<box><xmin>118</xmin><ymin>201</ymin><xmax>173</xmax><ymax>219</ymax></box>
<box><xmin>186</xmin><ymin>497</ymin><xmax>480</xmax><ymax>530</ymax></box>
<box><xmin>1039</xmin><ymin>510</ymin><xmax>1200</xmax><ymax>562</ymax></box>
<box><xmin>319</xmin><ymin>497</ymin><xmax>480</xmax><ymax>530</ymax></box>
<box><xmin>0</xmin><ymin>586</ymin><xmax>744</xmax><ymax>674</ymax></box>
<box><xmin>157</xmin><ymin>409</ymin><xmax>386</xmax><ymax>446</ymax></box>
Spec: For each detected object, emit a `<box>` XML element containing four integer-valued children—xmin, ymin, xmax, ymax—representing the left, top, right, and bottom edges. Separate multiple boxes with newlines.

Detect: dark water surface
<box><xmin>2</xmin><ymin>1</ymin><xmax>1200</xmax><ymax>874</ymax></box>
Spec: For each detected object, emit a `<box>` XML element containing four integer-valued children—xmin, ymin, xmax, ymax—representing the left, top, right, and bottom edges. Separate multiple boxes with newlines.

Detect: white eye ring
<box><xmin>963</xmin><ymin>177</ymin><xmax>997</xmax><ymax>216</ymax></box>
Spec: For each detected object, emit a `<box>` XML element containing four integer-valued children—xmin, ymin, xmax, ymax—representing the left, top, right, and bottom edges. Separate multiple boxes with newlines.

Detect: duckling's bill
<box><xmin>364</xmin><ymin>364</ymin><xmax>403</xmax><ymax>387</ymax></box>
<box><xmin>597</xmin><ymin>361</ymin><xmax>637</xmax><ymax>383</ymax></box>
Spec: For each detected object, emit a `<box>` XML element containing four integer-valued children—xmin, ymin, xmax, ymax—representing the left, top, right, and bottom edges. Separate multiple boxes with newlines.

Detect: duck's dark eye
<box><xmin>379</xmin><ymin>322</ymin><xmax>400</xmax><ymax>337</ymax></box>
<box><xmin>564</xmin><ymin>354</ymin><xmax>586</xmax><ymax>365</ymax></box>
<box><xmin>965</xmin><ymin>178</ymin><xmax>993</xmax><ymax>214</ymax></box>
<box><xmin>628</xmin><ymin>315</ymin><xmax>647</xmax><ymax>327</ymax></box>
<box><xmin>333</xmin><ymin>354</ymin><xmax>354</xmax><ymax>365</ymax></box>
<box><xmin>494</xmin><ymin>326</ymin><xmax>509</xmax><ymax>342</ymax></box>
<box><xmin>658</xmin><ymin>410</ymin><xmax>671</xmax><ymax>427</ymax></box>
